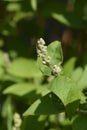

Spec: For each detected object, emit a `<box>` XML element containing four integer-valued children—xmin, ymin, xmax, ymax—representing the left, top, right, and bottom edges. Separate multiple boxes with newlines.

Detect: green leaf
<box><xmin>48</xmin><ymin>76</ymin><xmax>81</xmax><ymax>106</ymax></box>
<box><xmin>7</xmin><ymin>58</ymin><xmax>42</xmax><ymax>78</ymax></box>
<box><xmin>71</xmin><ymin>67</ymin><xmax>83</xmax><ymax>82</ymax></box>
<box><xmin>22</xmin><ymin>116</ymin><xmax>44</xmax><ymax>130</ymax></box>
<box><xmin>72</xmin><ymin>115</ymin><xmax>87</xmax><ymax>130</ymax></box>
<box><xmin>3</xmin><ymin>83</ymin><xmax>48</xmax><ymax>97</ymax></box>
<box><xmin>52</xmin><ymin>12</ymin><xmax>87</xmax><ymax>29</ymax></box>
<box><xmin>52</xmin><ymin>13</ymin><xmax>70</xmax><ymax>26</ymax></box>
<box><xmin>0</xmin><ymin>51</ymin><xmax>5</xmax><ymax>66</ymax></box>
<box><xmin>78</xmin><ymin>66</ymin><xmax>87</xmax><ymax>90</ymax></box>
<box><xmin>3</xmin><ymin>83</ymin><xmax>36</xmax><ymax>96</ymax></box>
<box><xmin>63</xmin><ymin>57</ymin><xmax>76</xmax><ymax>77</ymax></box>
<box><xmin>0</xmin><ymin>67</ymin><xmax>5</xmax><ymax>80</ymax></box>
<box><xmin>23</xmin><ymin>92</ymin><xmax>64</xmax><ymax>116</ymax></box>
<box><xmin>47</xmin><ymin>41</ymin><xmax>63</xmax><ymax>66</ymax></box>
<box><xmin>13</xmin><ymin>12</ymin><xmax>34</xmax><ymax>22</ymax></box>
<box><xmin>1</xmin><ymin>96</ymin><xmax>13</xmax><ymax>130</ymax></box>
<box><xmin>30</xmin><ymin>0</ymin><xmax>37</xmax><ymax>11</ymax></box>
<box><xmin>66</xmin><ymin>100</ymin><xmax>79</xmax><ymax>119</ymax></box>
<box><xmin>6</xmin><ymin>3</ymin><xmax>21</xmax><ymax>12</ymax></box>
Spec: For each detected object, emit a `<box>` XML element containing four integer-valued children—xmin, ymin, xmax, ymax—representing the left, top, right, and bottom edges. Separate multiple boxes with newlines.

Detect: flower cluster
<box><xmin>37</xmin><ymin>38</ymin><xmax>51</xmax><ymax>65</ymax></box>
<box><xmin>12</xmin><ymin>113</ymin><xmax>22</xmax><ymax>130</ymax></box>
<box><xmin>37</xmin><ymin>38</ymin><xmax>61</xmax><ymax>76</ymax></box>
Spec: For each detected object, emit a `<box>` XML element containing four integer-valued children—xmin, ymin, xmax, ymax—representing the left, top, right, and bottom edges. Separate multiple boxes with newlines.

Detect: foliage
<box><xmin>0</xmin><ymin>0</ymin><xmax>87</xmax><ymax>130</ymax></box>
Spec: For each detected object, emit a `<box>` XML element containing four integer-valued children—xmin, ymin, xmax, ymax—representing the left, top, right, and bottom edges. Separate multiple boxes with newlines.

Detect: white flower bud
<box><xmin>57</xmin><ymin>66</ymin><xmax>61</xmax><ymax>73</ymax></box>
<box><xmin>42</xmin><ymin>49</ymin><xmax>47</xmax><ymax>55</ymax></box>
<box><xmin>15</xmin><ymin>119</ymin><xmax>22</xmax><ymax>128</ymax></box>
<box><xmin>13</xmin><ymin>112</ymin><xmax>22</xmax><ymax>130</ymax></box>
<box><xmin>13</xmin><ymin>113</ymin><xmax>20</xmax><ymax>120</ymax></box>
<box><xmin>37</xmin><ymin>49</ymin><xmax>41</xmax><ymax>54</ymax></box>
<box><xmin>37</xmin><ymin>40</ymin><xmax>41</xmax><ymax>44</ymax></box>
<box><xmin>39</xmin><ymin>53</ymin><xmax>44</xmax><ymax>57</ymax></box>
<box><xmin>53</xmin><ymin>65</ymin><xmax>61</xmax><ymax>74</ymax></box>
<box><xmin>45</xmin><ymin>56</ymin><xmax>51</xmax><ymax>63</ymax></box>
<box><xmin>43</xmin><ymin>46</ymin><xmax>47</xmax><ymax>50</ymax></box>
<box><xmin>42</xmin><ymin>61</ymin><xmax>46</xmax><ymax>64</ymax></box>
<box><xmin>38</xmin><ymin>44</ymin><xmax>43</xmax><ymax>49</ymax></box>
<box><xmin>47</xmin><ymin>56</ymin><xmax>51</xmax><ymax>60</ymax></box>
<box><xmin>39</xmin><ymin>38</ymin><xmax>45</xmax><ymax>45</ymax></box>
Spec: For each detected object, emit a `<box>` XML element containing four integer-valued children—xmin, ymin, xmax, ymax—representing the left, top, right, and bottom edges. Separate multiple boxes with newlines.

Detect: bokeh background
<box><xmin>0</xmin><ymin>0</ymin><xmax>87</xmax><ymax>130</ymax></box>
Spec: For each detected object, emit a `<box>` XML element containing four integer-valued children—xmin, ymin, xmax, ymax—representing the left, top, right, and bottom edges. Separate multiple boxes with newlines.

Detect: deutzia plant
<box><xmin>23</xmin><ymin>38</ymin><xmax>82</xmax><ymax>128</ymax></box>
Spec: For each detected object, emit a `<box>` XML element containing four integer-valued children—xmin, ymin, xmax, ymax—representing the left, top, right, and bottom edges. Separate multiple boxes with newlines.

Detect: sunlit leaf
<box><xmin>71</xmin><ymin>67</ymin><xmax>83</xmax><ymax>82</ymax></box>
<box><xmin>63</xmin><ymin>57</ymin><xmax>76</xmax><ymax>77</ymax></box>
<box><xmin>52</xmin><ymin>12</ymin><xmax>87</xmax><ymax>28</ymax></box>
<box><xmin>48</xmin><ymin>76</ymin><xmax>81</xmax><ymax>106</ymax></box>
<box><xmin>3</xmin><ymin>83</ymin><xmax>48</xmax><ymax>97</ymax></box>
<box><xmin>6</xmin><ymin>3</ymin><xmax>21</xmax><ymax>12</ymax></box>
<box><xmin>78</xmin><ymin>66</ymin><xmax>87</xmax><ymax>90</ymax></box>
<box><xmin>47</xmin><ymin>41</ymin><xmax>63</xmax><ymax>66</ymax></box>
<box><xmin>7</xmin><ymin>58</ymin><xmax>42</xmax><ymax>78</ymax></box>
<box><xmin>0</xmin><ymin>67</ymin><xmax>4</xmax><ymax>80</ymax></box>
<box><xmin>52</xmin><ymin>13</ymin><xmax>70</xmax><ymax>26</ymax></box>
<box><xmin>30</xmin><ymin>0</ymin><xmax>37</xmax><ymax>11</ymax></box>
<box><xmin>0</xmin><ymin>51</ymin><xmax>5</xmax><ymax>66</ymax></box>
<box><xmin>1</xmin><ymin>96</ymin><xmax>13</xmax><ymax>130</ymax></box>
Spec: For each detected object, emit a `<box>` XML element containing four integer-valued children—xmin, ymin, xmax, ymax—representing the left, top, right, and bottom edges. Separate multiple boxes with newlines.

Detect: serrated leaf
<box><xmin>7</xmin><ymin>58</ymin><xmax>42</xmax><ymax>78</ymax></box>
<box><xmin>48</xmin><ymin>76</ymin><xmax>81</xmax><ymax>106</ymax></box>
<box><xmin>23</xmin><ymin>92</ymin><xmax>64</xmax><ymax>116</ymax></box>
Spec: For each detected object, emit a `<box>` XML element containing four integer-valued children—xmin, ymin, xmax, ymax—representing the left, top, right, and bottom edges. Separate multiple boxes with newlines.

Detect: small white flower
<box><xmin>42</xmin><ymin>48</ymin><xmax>47</xmax><ymax>54</ymax></box>
<box><xmin>13</xmin><ymin>112</ymin><xmax>22</xmax><ymax>130</ymax></box>
<box><xmin>42</xmin><ymin>61</ymin><xmax>46</xmax><ymax>65</ymax></box>
<box><xmin>15</xmin><ymin>119</ymin><xmax>22</xmax><ymax>128</ymax></box>
<box><xmin>37</xmin><ymin>49</ymin><xmax>41</xmax><ymax>54</ymax></box>
<box><xmin>39</xmin><ymin>38</ymin><xmax>45</xmax><ymax>45</ymax></box>
<box><xmin>53</xmin><ymin>65</ymin><xmax>61</xmax><ymax>75</ymax></box>
<box><xmin>47</xmin><ymin>56</ymin><xmax>51</xmax><ymax>60</ymax></box>
<box><xmin>13</xmin><ymin>113</ymin><xmax>20</xmax><ymax>120</ymax></box>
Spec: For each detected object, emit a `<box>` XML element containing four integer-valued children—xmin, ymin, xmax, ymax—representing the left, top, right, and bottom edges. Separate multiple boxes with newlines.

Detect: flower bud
<box><xmin>42</xmin><ymin>61</ymin><xmax>46</xmax><ymax>65</ymax></box>
<box><xmin>39</xmin><ymin>38</ymin><xmax>45</xmax><ymax>45</ymax></box>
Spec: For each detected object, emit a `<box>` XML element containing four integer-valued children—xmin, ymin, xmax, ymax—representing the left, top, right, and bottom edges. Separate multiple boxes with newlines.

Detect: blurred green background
<box><xmin>0</xmin><ymin>0</ymin><xmax>87</xmax><ymax>130</ymax></box>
